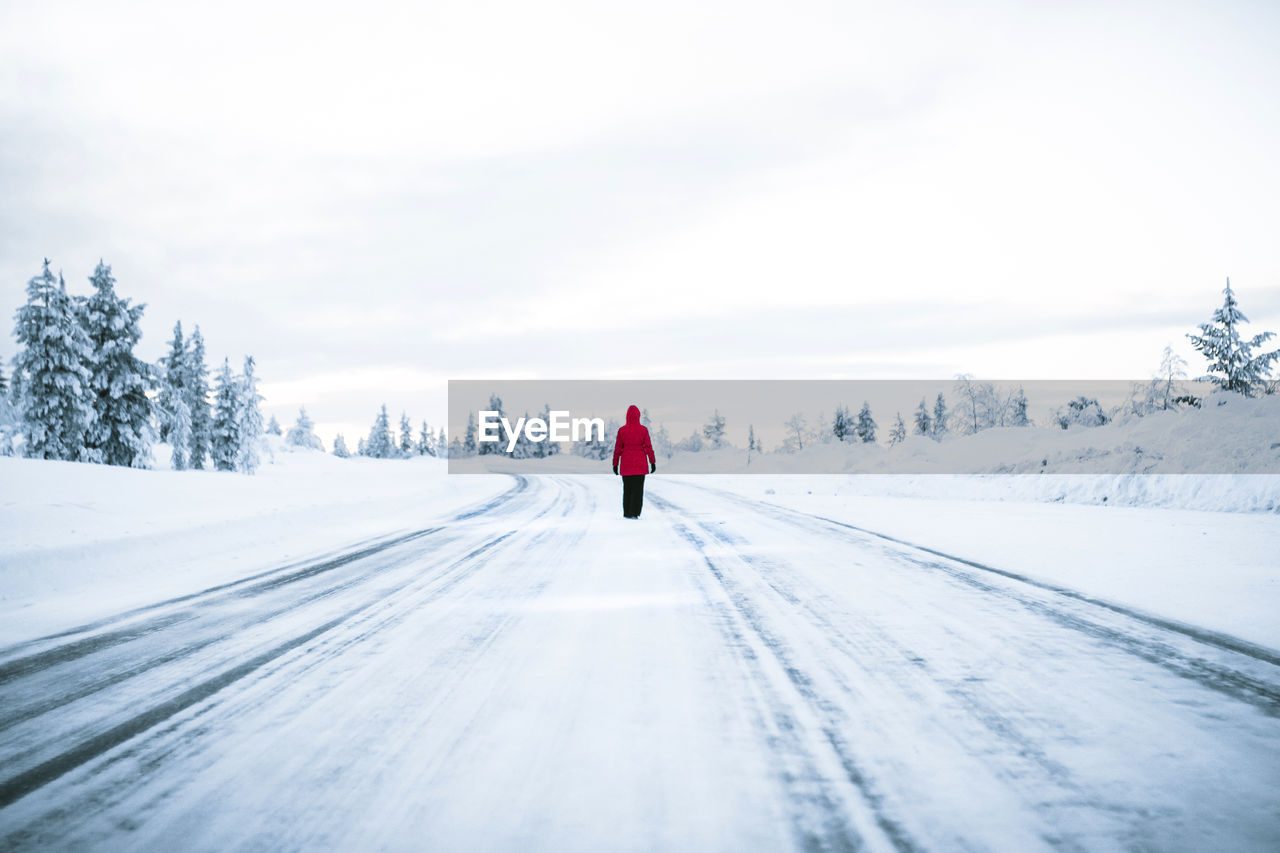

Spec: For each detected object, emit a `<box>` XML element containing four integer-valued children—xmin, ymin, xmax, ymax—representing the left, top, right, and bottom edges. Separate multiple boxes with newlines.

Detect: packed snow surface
<box><xmin>1</xmin><ymin>449</ymin><xmax>1278</xmax><ymax>851</ymax></box>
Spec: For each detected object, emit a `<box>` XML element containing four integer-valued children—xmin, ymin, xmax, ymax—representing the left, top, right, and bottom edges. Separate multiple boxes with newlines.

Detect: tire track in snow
<box><xmin>654</xmin><ymin>491</ymin><xmax>1111</xmax><ymax>851</ymax></box>
<box><xmin>0</xmin><ymin>477</ymin><xmax>595</xmax><ymax>846</ymax></box>
<box><xmin>670</xmin><ymin>482</ymin><xmax>1280</xmax><ymax>715</ymax></box>
<box><xmin>0</xmin><ymin>477</ymin><xmax>539</xmax><ymax>743</ymax></box>
<box><xmin>0</xmin><ymin>535</ymin><xmax>459</xmax><ymax>733</ymax></box>
<box><xmin>651</xmin><ymin>495</ymin><xmax>915</xmax><ymax>853</ymax></box>
<box><xmin>0</xmin><ymin>530</ymin><xmax>521</xmax><ymax>811</ymax></box>
<box><xmin>0</xmin><ymin>476</ymin><xmax>547</xmax><ymax>811</ymax></box>
<box><xmin>0</xmin><ymin>475</ymin><xmax>531</xmax><ymax>682</ymax></box>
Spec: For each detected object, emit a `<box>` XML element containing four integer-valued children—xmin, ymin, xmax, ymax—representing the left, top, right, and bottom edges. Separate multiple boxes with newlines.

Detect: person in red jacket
<box><xmin>612</xmin><ymin>404</ymin><xmax>656</xmax><ymax>518</ymax></box>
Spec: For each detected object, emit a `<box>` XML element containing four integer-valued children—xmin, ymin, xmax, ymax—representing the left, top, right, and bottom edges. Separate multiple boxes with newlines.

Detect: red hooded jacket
<box><xmin>612</xmin><ymin>405</ymin><xmax>655</xmax><ymax>476</ymax></box>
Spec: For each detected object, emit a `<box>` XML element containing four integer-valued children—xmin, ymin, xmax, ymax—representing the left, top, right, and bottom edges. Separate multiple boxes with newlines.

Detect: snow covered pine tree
<box><xmin>82</xmin><ymin>261</ymin><xmax>154</xmax><ymax>467</ymax></box>
<box><xmin>186</xmin><ymin>326</ymin><xmax>213</xmax><ymax>469</ymax></box>
<box><xmin>932</xmin><ymin>393</ymin><xmax>948</xmax><ymax>438</ymax></box>
<box><xmin>832</xmin><ymin>405</ymin><xmax>851</xmax><ymax>442</ymax></box>
<box><xmin>366</xmin><ymin>405</ymin><xmax>395</xmax><ymax>458</ymax></box>
<box><xmin>158</xmin><ymin>321</ymin><xmax>186</xmax><ymax>443</ymax></box>
<box><xmin>287</xmin><ymin>408</ymin><xmax>324</xmax><ymax>450</ymax></box>
<box><xmin>1188</xmin><ymin>278</ymin><xmax>1279</xmax><ymax>396</ymax></box>
<box><xmin>855</xmin><ymin>402</ymin><xmax>877</xmax><ymax>443</ymax></box>
<box><xmin>210</xmin><ymin>358</ymin><xmax>241</xmax><ymax>471</ymax></box>
<box><xmin>399</xmin><ymin>412</ymin><xmax>414</xmax><ymax>457</ymax></box>
<box><xmin>914</xmin><ymin>397</ymin><xmax>932</xmax><ymax>436</ymax></box>
<box><xmin>889</xmin><ymin>412</ymin><xmax>907</xmax><ymax>446</ymax></box>
<box><xmin>236</xmin><ymin>356</ymin><xmax>264</xmax><ymax>474</ymax></box>
<box><xmin>168</xmin><ymin>397</ymin><xmax>192</xmax><ymax>470</ymax></box>
<box><xmin>417</xmin><ymin>420</ymin><xmax>435</xmax><ymax>456</ymax></box>
<box><xmin>11</xmin><ymin>260</ymin><xmax>94</xmax><ymax>461</ymax></box>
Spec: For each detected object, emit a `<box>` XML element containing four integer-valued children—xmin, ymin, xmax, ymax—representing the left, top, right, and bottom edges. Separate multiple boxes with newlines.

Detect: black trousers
<box><xmin>622</xmin><ymin>474</ymin><xmax>646</xmax><ymax>518</ymax></box>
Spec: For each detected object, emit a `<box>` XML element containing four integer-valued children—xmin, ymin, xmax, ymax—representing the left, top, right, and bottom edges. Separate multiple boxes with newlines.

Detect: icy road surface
<box><xmin>1</xmin><ymin>475</ymin><xmax>1278</xmax><ymax>851</ymax></box>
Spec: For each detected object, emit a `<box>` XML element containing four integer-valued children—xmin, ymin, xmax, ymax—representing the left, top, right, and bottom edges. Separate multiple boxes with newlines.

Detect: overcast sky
<box><xmin>2</xmin><ymin>0</ymin><xmax>1278</xmax><ymax>444</ymax></box>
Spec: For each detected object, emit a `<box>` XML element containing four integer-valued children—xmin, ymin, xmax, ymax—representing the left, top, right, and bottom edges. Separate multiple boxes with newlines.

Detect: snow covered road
<box><xmin>1</xmin><ymin>475</ymin><xmax>1278</xmax><ymax>851</ymax></box>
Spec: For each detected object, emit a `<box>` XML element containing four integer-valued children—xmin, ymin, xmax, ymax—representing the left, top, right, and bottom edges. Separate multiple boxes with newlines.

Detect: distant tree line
<box><xmin>450</xmin><ymin>395</ymin><xmax>603</xmax><ymax>459</ymax></box>
<box><xmin>5</xmin><ymin>272</ymin><xmax>1271</xmax><ymax>468</ymax></box>
<box><xmin>349</xmin><ymin>403</ymin><xmax>446</xmax><ymax>460</ymax></box>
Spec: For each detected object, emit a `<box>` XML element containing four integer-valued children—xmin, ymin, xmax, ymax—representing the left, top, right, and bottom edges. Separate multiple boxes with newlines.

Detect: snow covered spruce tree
<box><xmin>914</xmin><ymin>397</ymin><xmax>932</xmax><ymax>436</ymax></box>
<box><xmin>185</xmin><ymin>326</ymin><xmax>212</xmax><ymax>469</ymax></box>
<box><xmin>365</xmin><ymin>404</ymin><xmax>395</xmax><ymax>458</ymax></box>
<box><xmin>703</xmin><ymin>410</ymin><xmax>727</xmax><ymax>449</ymax></box>
<box><xmin>932</xmin><ymin>393</ymin><xmax>948</xmax><ymax>439</ymax></box>
<box><xmin>267</xmin><ymin>414</ymin><xmax>282</xmax><ymax>436</ymax></box>
<box><xmin>1010</xmin><ymin>386</ymin><xmax>1030</xmax><ymax>426</ymax></box>
<box><xmin>417</xmin><ymin>420</ymin><xmax>435</xmax><ymax>456</ymax></box>
<box><xmin>168</xmin><ymin>397</ymin><xmax>191</xmax><ymax>470</ymax></box>
<box><xmin>855</xmin><ymin>402</ymin><xmax>876</xmax><ymax>443</ymax></box>
<box><xmin>462</xmin><ymin>412</ymin><xmax>477</xmax><ymax>456</ymax></box>
<box><xmin>82</xmin><ymin>261</ymin><xmax>154</xmax><ymax>467</ymax></box>
<box><xmin>11</xmin><ymin>260</ymin><xmax>94</xmax><ymax>461</ymax></box>
<box><xmin>286</xmin><ymin>407</ymin><xmax>324</xmax><ymax>450</ymax></box>
<box><xmin>333</xmin><ymin>434</ymin><xmax>350</xmax><ymax>458</ymax></box>
<box><xmin>209</xmin><ymin>359</ymin><xmax>241</xmax><ymax>471</ymax></box>
<box><xmin>1187</xmin><ymin>278</ymin><xmax>1278</xmax><ymax>396</ymax></box>
<box><xmin>236</xmin><ymin>356</ymin><xmax>264</xmax><ymax>474</ymax></box>
<box><xmin>888</xmin><ymin>412</ymin><xmax>907</xmax><ymax>446</ymax></box>
<box><xmin>399</xmin><ymin>412</ymin><xmax>414</xmax><ymax>457</ymax></box>
<box><xmin>436</xmin><ymin>425</ymin><xmax>447</xmax><ymax>458</ymax></box>
<box><xmin>157</xmin><ymin>321</ymin><xmax>187</xmax><ymax>443</ymax></box>
<box><xmin>832</xmin><ymin>405</ymin><xmax>851</xmax><ymax>442</ymax></box>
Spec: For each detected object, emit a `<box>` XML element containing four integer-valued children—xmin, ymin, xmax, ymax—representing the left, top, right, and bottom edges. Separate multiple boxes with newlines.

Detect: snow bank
<box><xmin>753</xmin><ymin>473</ymin><xmax>1280</xmax><ymax>514</ymax></box>
<box><xmin>0</xmin><ymin>437</ymin><xmax>508</xmax><ymax>642</ymax></box>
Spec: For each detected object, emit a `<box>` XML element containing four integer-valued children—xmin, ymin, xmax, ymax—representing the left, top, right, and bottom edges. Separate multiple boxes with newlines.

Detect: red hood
<box><xmin>626</xmin><ymin>405</ymin><xmax>641</xmax><ymax>426</ymax></box>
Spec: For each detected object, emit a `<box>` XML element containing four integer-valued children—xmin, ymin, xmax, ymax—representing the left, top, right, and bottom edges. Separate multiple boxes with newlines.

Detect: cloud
<box><xmin>2</xmin><ymin>0</ymin><xmax>1278</xmax><ymax>442</ymax></box>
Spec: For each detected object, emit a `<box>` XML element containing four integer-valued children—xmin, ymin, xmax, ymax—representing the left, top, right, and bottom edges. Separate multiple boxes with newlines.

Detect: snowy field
<box><xmin>1</xmin><ymin>443</ymin><xmax>1279</xmax><ymax>850</ymax></box>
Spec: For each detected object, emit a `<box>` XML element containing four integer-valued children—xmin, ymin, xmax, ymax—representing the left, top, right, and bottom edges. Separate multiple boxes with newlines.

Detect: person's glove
<box><xmin>650</xmin><ymin>461</ymin><xmax>656</xmax><ymax>474</ymax></box>
<box><xmin>612</xmin><ymin>464</ymin><xmax>618</xmax><ymax>475</ymax></box>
